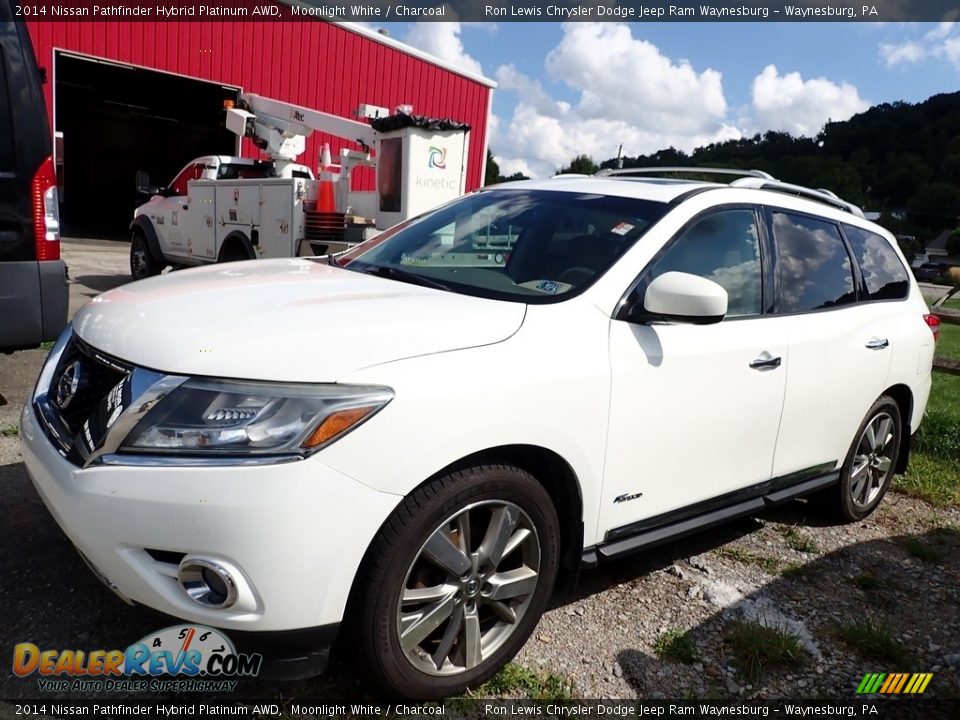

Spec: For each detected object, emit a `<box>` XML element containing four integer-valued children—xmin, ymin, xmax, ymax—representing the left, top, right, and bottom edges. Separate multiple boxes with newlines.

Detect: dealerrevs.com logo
<box><xmin>13</xmin><ymin>625</ymin><xmax>261</xmax><ymax>692</ymax></box>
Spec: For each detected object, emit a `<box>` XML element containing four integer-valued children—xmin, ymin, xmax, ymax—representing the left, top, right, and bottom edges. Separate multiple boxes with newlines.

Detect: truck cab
<box><xmin>130</xmin><ymin>156</ymin><xmax>315</xmax><ymax>279</ymax></box>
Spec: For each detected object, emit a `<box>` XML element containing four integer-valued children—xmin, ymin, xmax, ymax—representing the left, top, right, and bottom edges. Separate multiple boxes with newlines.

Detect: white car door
<box><xmin>601</xmin><ymin>207</ymin><xmax>789</xmax><ymax>537</ymax></box>
<box><xmin>765</xmin><ymin>210</ymin><xmax>894</xmax><ymax>478</ymax></box>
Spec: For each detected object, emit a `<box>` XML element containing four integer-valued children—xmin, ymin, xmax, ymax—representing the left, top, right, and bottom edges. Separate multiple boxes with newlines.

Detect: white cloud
<box><xmin>750</xmin><ymin>65</ymin><xmax>869</xmax><ymax>137</ymax></box>
<box><xmin>490</xmin><ymin>23</ymin><xmax>741</xmax><ymax>179</ymax></box>
<box><xmin>879</xmin><ymin>22</ymin><xmax>960</xmax><ymax>70</ymax></box>
<box><xmin>880</xmin><ymin>40</ymin><xmax>926</xmax><ymax>66</ymax></box>
<box><xmin>403</xmin><ymin>22</ymin><xmax>484</xmax><ymax>77</ymax></box>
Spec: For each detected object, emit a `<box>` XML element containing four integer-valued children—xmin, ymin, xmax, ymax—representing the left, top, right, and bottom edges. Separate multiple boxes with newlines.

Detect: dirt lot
<box><xmin>1</xmin><ymin>239</ymin><xmax>959</xmax><ymax>703</ymax></box>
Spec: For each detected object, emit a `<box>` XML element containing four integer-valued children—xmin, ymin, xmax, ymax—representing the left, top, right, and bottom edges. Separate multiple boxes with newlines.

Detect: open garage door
<box><xmin>55</xmin><ymin>52</ymin><xmax>239</xmax><ymax>238</ymax></box>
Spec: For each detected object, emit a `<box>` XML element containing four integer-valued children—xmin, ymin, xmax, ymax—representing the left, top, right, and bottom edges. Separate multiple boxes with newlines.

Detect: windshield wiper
<box><xmin>367</xmin><ymin>265</ymin><xmax>453</xmax><ymax>292</ymax></box>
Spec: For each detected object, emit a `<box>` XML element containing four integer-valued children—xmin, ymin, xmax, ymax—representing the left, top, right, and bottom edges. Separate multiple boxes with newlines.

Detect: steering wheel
<box><xmin>558</xmin><ymin>266</ymin><xmax>595</xmax><ymax>286</ymax></box>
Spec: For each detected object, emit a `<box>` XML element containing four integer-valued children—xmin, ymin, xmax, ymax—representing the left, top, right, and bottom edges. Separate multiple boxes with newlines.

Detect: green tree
<box><xmin>484</xmin><ymin>149</ymin><xmax>501</xmax><ymax>186</ymax></box>
<box><xmin>947</xmin><ymin>228</ymin><xmax>960</xmax><ymax>257</ymax></box>
<box><xmin>907</xmin><ymin>182</ymin><xmax>960</xmax><ymax>235</ymax></box>
<box><xmin>557</xmin><ymin>154</ymin><xmax>599</xmax><ymax>175</ymax></box>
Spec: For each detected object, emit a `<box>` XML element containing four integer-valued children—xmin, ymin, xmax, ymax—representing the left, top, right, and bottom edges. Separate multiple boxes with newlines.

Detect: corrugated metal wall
<box><xmin>25</xmin><ymin>21</ymin><xmax>490</xmax><ymax>189</ymax></box>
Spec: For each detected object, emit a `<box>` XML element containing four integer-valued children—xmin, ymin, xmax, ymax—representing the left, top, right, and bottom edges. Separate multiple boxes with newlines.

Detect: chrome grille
<box><xmin>50</xmin><ymin>338</ymin><xmax>129</xmax><ymax>435</ymax></box>
<box><xmin>37</xmin><ymin>333</ymin><xmax>131</xmax><ymax>465</ymax></box>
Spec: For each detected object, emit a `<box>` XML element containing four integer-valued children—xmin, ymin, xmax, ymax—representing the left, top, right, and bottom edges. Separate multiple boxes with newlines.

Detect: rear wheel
<box><xmin>130</xmin><ymin>232</ymin><xmax>162</xmax><ymax>280</ymax></box>
<box><xmin>823</xmin><ymin>396</ymin><xmax>902</xmax><ymax>522</ymax></box>
<box><xmin>218</xmin><ymin>240</ymin><xmax>251</xmax><ymax>263</ymax></box>
<box><xmin>356</xmin><ymin>465</ymin><xmax>560</xmax><ymax>699</ymax></box>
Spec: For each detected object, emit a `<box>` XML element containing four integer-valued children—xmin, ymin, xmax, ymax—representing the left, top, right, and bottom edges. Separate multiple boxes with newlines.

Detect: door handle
<box><xmin>865</xmin><ymin>338</ymin><xmax>889</xmax><ymax>350</ymax></box>
<box><xmin>749</xmin><ymin>354</ymin><xmax>782</xmax><ymax>370</ymax></box>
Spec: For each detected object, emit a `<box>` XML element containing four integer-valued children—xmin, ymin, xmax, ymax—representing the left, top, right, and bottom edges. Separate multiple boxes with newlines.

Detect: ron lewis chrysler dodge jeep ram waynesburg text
<box><xmin>21</xmin><ymin>169</ymin><xmax>938</xmax><ymax>698</ymax></box>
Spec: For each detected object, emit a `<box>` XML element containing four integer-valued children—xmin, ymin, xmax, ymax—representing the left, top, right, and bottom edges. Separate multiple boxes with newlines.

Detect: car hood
<box><xmin>71</xmin><ymin>259</ymin><xmax>526</xmax><ymax>382</ymax></box>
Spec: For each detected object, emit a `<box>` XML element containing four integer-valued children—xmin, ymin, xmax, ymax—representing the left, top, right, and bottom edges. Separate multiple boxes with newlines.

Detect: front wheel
<box><xmin>130</xmin><ymin>232</ymin><xmax>163</xmax><ymax>280</ymax></box>
<box><xmin>824</xmin><ymin>396</ymin><xmax>902</xmax><ymax>522</ymax></box>
<box><xmin>355</xmin><ymin>465</ymin><xmax>560</xmax><ymax>699</ymax></box>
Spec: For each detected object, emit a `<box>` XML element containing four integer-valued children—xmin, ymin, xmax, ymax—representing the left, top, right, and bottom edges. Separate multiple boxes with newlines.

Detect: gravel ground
<box><xmin>1</xmin><ymin>239</ymin><xmax>958</xmax><ymax>703</ymax></box>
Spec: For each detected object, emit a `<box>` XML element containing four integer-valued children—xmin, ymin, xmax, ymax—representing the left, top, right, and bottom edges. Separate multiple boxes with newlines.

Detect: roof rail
<box><xmin>596</xmin><ymin>166</ymin><xmax>776</xmax><ymax>181</ymax></box>
<box><xmin>590</xmin><ymin>164</ymin><xmax>865</xmax><ymax>218</ymax></box>
<box><xmin>729</xmin><ymin>177</ymin><xmax>865</xmax><ymax>218</ymax></box>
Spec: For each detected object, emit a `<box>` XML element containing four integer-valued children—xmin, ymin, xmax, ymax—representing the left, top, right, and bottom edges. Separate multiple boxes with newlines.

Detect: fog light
<box><xmin>177</xmin><ymin>558</ymin><xmax>238</xmax><ymax>609</ymax></box>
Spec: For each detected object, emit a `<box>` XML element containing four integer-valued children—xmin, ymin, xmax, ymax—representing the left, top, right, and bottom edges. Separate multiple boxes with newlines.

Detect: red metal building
<box><xmin>24</xmin><ymin>20</ymin><xmax>494</xmax><ymax>236</ymax></box>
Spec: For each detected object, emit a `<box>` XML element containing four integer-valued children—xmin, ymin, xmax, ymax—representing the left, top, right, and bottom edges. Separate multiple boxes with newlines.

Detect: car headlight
<box><xmin>120</xmin><ymin>378</ymin><xmax>393</xmax><ymax>457</ymax></box>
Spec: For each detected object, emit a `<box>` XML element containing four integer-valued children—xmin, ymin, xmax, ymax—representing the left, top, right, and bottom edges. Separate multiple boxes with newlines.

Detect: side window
<box><xmin>772</xmin><ymin>212</ymin><xmax>855</xmax><ymax>313</ymax></box>
<box><xmin>647</xmin><ymin>209</ymin><xmax>762</xmax><ymax>317</ymax></box>
<box><xmin>168</xmin><ymin>163</ymin><xmax>204</xmax><ymax>196</ymax></box>
<box><xmin>0</xmin><ymin>47</ymin><xmax>15</xmax><ymax>172</ymax></box>
<box><xmin>844</xmin><ymin>225</ymin><xmax>910</xmax><ymax>301</ymax></box>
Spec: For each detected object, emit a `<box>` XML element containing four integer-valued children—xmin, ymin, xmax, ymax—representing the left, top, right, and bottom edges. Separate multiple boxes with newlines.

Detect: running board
<box><xmin>581</xmin><ymin>470</ymin><xmax>839</xmax><ymax>567</ymax></box>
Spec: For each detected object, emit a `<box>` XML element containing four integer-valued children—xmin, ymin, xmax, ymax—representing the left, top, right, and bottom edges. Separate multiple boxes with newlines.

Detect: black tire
<box><xmin>218</xmin><ymin>240</ymin><xmax>251</xmax><ymax>263</ymax></box>
<box><xmin>130</xmin><ymin>231</ymin><xmax>162</xmax><ymax>280</ymax></box>
<box><xmin>821</xmin><ymin>395</ymin><xmax>902</xmax><ymax>522</ymax></box>
<box><xmin>355</xmin><ymin>465</ymin><xmax>560</xmax><ymax>699</ymax></box>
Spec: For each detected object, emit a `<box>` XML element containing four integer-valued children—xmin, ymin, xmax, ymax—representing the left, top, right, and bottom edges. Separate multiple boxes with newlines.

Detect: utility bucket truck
<box><xmin>129</xmin><ymin>93</ymin><xmax>469</xmax><ymax>280</ymax></box>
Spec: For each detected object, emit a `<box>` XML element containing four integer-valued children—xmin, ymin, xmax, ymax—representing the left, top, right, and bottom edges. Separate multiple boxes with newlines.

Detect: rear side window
<box><xmin>844</xmin><ymin>225</ymin><xmax>910</xmax><ymax>301</ymax></box>
<box><xmin>772</xmin><ymin>212</ymin><xmax>855</xmax><ymax>313</ymax></box>
<box><xmin>0</xmin><ymin>47</ymin><xmax>15</xmax><ymax>171</ymax></box>
<box><xmin>646</xmin><ymin>209</ymin><xmax>762</xmax><ymax>317</ymax></box>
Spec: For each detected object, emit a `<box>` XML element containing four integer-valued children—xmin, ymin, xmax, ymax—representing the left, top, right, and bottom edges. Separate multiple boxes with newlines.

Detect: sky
<box><xmin>364</xmin><ymin>21</ymin><xmax>960</xmax><ymax>179</ymax></box>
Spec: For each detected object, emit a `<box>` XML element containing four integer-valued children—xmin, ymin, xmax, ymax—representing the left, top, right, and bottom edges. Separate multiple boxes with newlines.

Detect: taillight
<box><xmin>924</xmin><ymin>313</ymin><xmax>941</xmax><ymax>342</ymax></box>
<box><xmin>31</xmin><ymin>155</ymin><xmax>60</xmax><ymax>261</ymax></box>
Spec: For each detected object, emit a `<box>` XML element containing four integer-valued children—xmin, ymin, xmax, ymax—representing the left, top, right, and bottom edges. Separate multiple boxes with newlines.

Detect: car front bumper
<box><xmin>20</xmin><ymin>401</ymin><xmax>402</xmax><ymax>639</ymax></box>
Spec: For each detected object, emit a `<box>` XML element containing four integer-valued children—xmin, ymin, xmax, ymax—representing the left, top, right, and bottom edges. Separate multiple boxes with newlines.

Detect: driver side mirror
<box><xmin>135</xmin><ymin>170</ymin><xmax>162</xmax><ymax>197</ymax></box>
<box><xmin>626</xmin><ymin>271</ymin><xmax>728</xmax><ymax>325</ymax></box>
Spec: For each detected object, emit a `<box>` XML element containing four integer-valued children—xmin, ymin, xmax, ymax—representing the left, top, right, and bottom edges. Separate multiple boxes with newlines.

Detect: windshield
<box><xmin>333</xmin><ymin>189</ymin><xmax>667</xmax><ymax>303</ymax></box>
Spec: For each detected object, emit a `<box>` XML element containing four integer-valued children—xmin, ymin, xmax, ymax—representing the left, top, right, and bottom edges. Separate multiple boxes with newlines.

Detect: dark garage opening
<box><xmin>55</xmin><ymin>53</ymin><xmax>239</xmax><ymax>239</ymax></box>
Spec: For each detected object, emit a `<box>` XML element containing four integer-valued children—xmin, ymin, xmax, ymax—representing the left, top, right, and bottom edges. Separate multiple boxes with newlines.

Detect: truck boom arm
<box><xmin>226</xmin><ymin>93</ymin><xmax>377</xmax><ymax>163</ymax></box>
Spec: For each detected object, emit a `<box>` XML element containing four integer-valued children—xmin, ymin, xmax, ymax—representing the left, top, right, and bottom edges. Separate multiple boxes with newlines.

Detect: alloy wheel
<box><xmin>396</xmin><ymin>500</ymin><xmax>541</xmax><ymax>676</ymax></box>
<box><xmin>850</xmin><ymin>411</ymin><xmax>896</xmax><ymax>509</ymax></box>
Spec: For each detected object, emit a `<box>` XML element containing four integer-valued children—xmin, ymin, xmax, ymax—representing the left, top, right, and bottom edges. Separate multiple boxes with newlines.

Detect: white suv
<box><xmin>21</xmin><ymin>170</ymin><xmax>939</xmax><ymax>698</ymax></box>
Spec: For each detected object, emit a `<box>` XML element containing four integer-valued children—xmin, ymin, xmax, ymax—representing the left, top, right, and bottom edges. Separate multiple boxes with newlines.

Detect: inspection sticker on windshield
<box><xmin>611</xmin><ymin>222</ymin><xmax>634</xmax><ymax>236</ymax></box>
<box><xmin>536</xmin><ymin>280</ymin><xmax>563</xmax><ymax>294</ymax></box>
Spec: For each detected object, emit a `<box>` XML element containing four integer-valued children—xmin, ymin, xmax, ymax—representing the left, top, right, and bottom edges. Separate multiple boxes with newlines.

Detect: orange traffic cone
<box><xmin>317</xmin><ymin>142</ymin><xmax>337</xmax><ymax>213</ymax></box>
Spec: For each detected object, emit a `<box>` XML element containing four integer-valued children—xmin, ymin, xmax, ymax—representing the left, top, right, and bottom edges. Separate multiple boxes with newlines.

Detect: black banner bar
<box><xmin>3</xmin><ymin>699</ymin><xmax>960</xmax><ymax>720</ymax></box>
<box><xmin>10</xmin><ymin>0</ymin><xmax>960</xmax><ymax>23</ymax></box>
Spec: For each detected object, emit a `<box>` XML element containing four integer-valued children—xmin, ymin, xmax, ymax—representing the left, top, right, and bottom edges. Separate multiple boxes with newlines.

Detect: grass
<box><xmin>942</xmin><ymin>298</ymin><xmax>960</xmax><ymax>311</ymax></box>
<box><xmin>714</xmin><ymin>546</ymin><xmax>782</xmax><ymax>574</ymax></box>
<box><xmin>0</xmin><ymin>424</ymin><xmax>18</xmax><ymax>437</ymax></box>
<box><xmin>653</xmin><ymin>628</ymin><xmax>698</xmax><ymax>665</ymax></box>
<box><xmin>39</xmin><ymin>340</ymin><xmax>55</xmax><ymax>351</ymax></box>
<box><xmin>470</xmin><ymin>663</ymin><xmax>575</xmax><ymax>700</ymax></box>
<box><xmin>780</xmin><ymin>562</ymin><xmax>808</xmax><ymax>579</ymax></box>
<box><xmin>903</xmin><ymin>536</ymin><xmax>944</xmax><ymax>563</ymax></box>
<box><xmin>896</xmin><ymin>372</ymin><xmax>960</xmax><ymax>507</ymax></box>
<box><xmin>934</xmin><ymin>323</ymin><xmax>960</xmax><ymax>361</ymax></box>
<box><xmin>725</xmin><ymin>621</ymin><xmax>808</xmax><ymax>681</ymax></box>
<box><xmin>781</xmin><ymin>527</ymin><xmax>820</xmax><ymax>554</ymax></box>
<box><xmin>835</xmin><ymin>619</ymin><xmax>904</xmax><ymax>662</ymax></box>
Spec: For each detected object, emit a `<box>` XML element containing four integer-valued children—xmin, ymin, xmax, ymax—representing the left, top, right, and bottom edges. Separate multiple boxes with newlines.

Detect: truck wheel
<box><xmin>218</xmin><ymin>241</ymin><xmax>252</xmax><ymax>263</ymax></box>
<box><xmin>130</xmin><ymin>232</ymin><xmax>162</xmax><ymax>280</ymax></box>
<box><xmin>355</xmin><ymin>465</ymin><xmax>560</xmax><ymax>699</ymax></box>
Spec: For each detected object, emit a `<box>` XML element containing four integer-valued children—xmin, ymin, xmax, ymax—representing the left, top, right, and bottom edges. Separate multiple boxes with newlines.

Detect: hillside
<box><xmin>600</xmin><ymin>92</ymin><xmax>960</xmax><ymax>242</ymax></box>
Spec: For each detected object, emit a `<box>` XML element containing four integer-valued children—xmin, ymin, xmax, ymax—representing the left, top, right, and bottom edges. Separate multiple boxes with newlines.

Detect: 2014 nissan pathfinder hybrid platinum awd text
<box><xmin>21</xmin><ymin>170</ymin><xmax>939</xmax><ymax>698</ymax></box>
